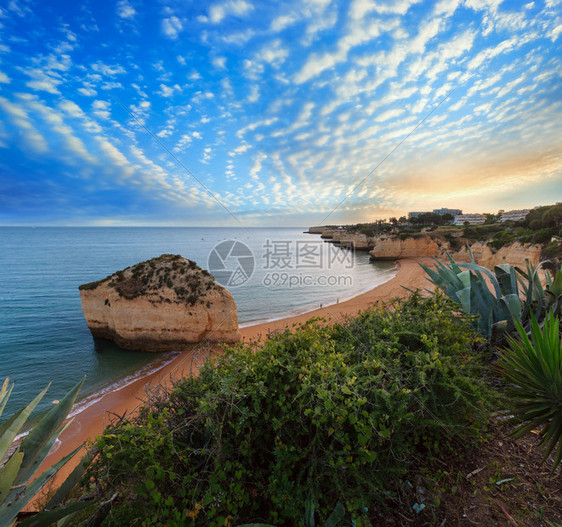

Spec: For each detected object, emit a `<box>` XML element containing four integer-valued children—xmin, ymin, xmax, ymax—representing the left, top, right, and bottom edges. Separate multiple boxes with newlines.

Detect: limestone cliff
<box><xmin>79</xmin><ymin>254</ymin><xmax>241</xmax><ymax>351</ymax></box>
<box><xmin>448</xmin><ymin>241</ymin><xmax>542</xmax><ymax>269</ymax></box>
<box><xmin>370</xmin><ymin>235</ymin><xmax>441</xmax><ymax>259</ymax></box>
<box><xmin>369</xmin><ymin>236</ymin><xmax>541</xmax><ymax>269</ymax></box>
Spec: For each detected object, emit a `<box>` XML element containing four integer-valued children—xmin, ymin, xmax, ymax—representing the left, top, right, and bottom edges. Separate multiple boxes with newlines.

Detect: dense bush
<box><xmin>82</xmin><ymin>293</ymin><xmax>492</xmax><ymax>526</ymax></box>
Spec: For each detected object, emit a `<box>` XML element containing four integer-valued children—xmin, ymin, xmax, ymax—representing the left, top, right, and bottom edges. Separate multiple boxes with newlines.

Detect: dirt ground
<box><xmin>371</xmin><ymin>420</ymin><xmax>562</xmax><ymax>526</ymax></box>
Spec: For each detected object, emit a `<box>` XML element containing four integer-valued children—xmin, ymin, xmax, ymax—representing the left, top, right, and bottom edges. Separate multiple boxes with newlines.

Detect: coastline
<box><xmin>35</xmin><ymin>257</ymin><xmax>433</xmax><ymax>500</ymax></box>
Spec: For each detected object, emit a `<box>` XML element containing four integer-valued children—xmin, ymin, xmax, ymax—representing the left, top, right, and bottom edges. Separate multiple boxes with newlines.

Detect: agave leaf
<box><xmin>496</xmin><ymin>264</ymin><xmax>519</xmax><ymax>296</ymax></box>
<box><xmin>500</xmin><ymin>294</ymin><xmax>522</xmax><ymax>325</ymax></box>
<box><xmin>15</xmin><ymin>377</ymin><xmax>84</xmax><ymax>486</ymax></box>
<box><xmin>44</xmin><ymin>446</ymin><xmax>93</xmax><ymax>510</ymax></box>
<box><xmin>459</xmin><ymin>263</ymin><xmax>503</xmax><ymax>299</ymax></box>
<box><xmin>325</xmin><ymin>502</ymin><xmax>345</xmax><ymax>527</ymax></box>
<box><xmin>16</xmin><ymin>419</ymin><xmax>75</xmax><ymax>486</ymax></box>
<box><xmin>548</xmin><ymin>268</ymin><xmax>562</xmax><ymax>296</ymax></box>
<box><xmin>15</xmin><ymin>501</ymin><xmax>91</xmax><ymax>527</ymax></box>
<box><xmin>305</xmin><ymin>496</ymin><xmax>315</xmax><ymax>527</ymax></box>
<box><xmin>0</xmin><ymin>445</ymin><xmax>82</xmax><ymax>527</ymax></box>
<box><xmin>502</xmin><ymin>310</ymin><xmax>562</xmax><ymax>471</ymax></box>
<box><xmin>0</xmin><ymin>451</ymin><xmax>24</xmax><ymax>501</ymax></box>
<box><xmin>455</xmin><ymin>287</ymin><xmax>471</xmax><ymax>314</ymax></box>
<box><xmin>0</xmin><ymin>383</ymin><xmax>50</xmax><ymax>464</ymax></box>
<box><xmin>458</xmin><ymin>270</ymin><xmax>471</xmax><ymax>289</ymax></box>
<box><xmin>0</xmin><ymin>379</ymin><xmax>14</xmax><ymax>420</ymax></box>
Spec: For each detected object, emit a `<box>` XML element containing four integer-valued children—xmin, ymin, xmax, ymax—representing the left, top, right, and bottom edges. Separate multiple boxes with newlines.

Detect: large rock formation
<box><xmin>369</xmin><ymin>236</ymin><xmax>542</xmax><ymax>269</ymax></box>
<box><xmin>448</xmin><ymin>241</ymin><xmax>542</xmax><ymax>269</ymax></box>
<box><xmin>370</xmin><ymin>235</ymin><xmax>441</xmax><ymax>259</ymax></box>
<box><xmin>79</xmin><ymin>254</ymin><xmax>241</xmax><ymax>351</ymax></box>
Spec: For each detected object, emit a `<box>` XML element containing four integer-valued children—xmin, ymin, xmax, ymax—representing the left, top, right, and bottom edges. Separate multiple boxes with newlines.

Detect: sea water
<box><xmin>0</xmin><ymin>227</ymin><xmax>395</xmax><ymax>418</ymax></box>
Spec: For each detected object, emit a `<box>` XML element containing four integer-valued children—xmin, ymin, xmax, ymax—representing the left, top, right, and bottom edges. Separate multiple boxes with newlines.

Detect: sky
<box><xmin>0</xmin><ymin>0</ymin><xmax>561</xmax><ymax>227</ymax></box>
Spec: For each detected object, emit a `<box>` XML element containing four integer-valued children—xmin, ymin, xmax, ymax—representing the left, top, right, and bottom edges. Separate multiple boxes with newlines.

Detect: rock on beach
<box><xmin>79</xmin><ymin>254</ymin><xmax>241</xmax><ymax>351</ymax></box>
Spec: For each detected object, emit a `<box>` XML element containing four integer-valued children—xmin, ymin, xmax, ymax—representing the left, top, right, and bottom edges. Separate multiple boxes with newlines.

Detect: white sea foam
<box><xmin>67</xmin><ymin>352</ymin><xmax>181</xmax><ymax>420</ymax></box>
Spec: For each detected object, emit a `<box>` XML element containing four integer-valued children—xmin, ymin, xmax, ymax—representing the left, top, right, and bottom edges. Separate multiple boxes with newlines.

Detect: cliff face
<box><xmin>370</xmin><ymin>236</ymin><xmax>441</xmax><ymax>259</ymax></box>
<box><xmin>79</xmin><ymin>254</ymin><xmax>241</xmax><ymax>351</ymax></box>
<box><xmin>369</xmin><ymin>236</ymin><xmax>541</xmax><ymax>269</ymax></box>
<box><xmin>449</xmin><ymin>241</ymin><xmax>542</xmax><ymax>269</ymax></box>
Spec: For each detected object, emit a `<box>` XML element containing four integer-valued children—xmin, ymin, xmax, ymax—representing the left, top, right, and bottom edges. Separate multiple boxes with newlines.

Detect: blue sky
<box><xmin>0</xmin><ymin>0</ymin><xmax>561</xmax><ymax>226</ymax></box>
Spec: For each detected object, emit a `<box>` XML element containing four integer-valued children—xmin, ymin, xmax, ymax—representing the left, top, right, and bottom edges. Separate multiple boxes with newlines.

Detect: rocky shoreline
<box><xmin>306</xmin><ymin>226</ymin><xmax>542</xmax><ymax>269</ymax></box>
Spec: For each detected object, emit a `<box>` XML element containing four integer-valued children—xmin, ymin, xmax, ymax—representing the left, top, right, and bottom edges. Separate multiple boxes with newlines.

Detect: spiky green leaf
<box><xmin>0</xmin><ymin>383</ymin><xmax>50</xmax><ymax>464</ymax></box>
<box><xmin>15</xmin><ymin>377</ymin><xmax>84</xmax><ymax>486</ymax></box>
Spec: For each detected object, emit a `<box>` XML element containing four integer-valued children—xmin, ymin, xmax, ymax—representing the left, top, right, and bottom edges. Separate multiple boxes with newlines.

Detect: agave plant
<box><xmin>0</xmin><ymin>377</ymin><xmax>92</xmax><ymax>526</ymax></box>
<box><xmin>421</xmin><ymin>250</ymin><xmax>560</xmax><ymax>343</ymax></box>
<box><xmin>499</xmin><ymin>311</ymin><xmax>562</xmax><ymax>471</ymax></box>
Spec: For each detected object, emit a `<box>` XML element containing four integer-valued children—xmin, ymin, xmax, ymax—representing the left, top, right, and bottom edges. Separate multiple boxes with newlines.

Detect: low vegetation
<box><xmin>12</xmin><ymin>250</ymin><xmax>561</xmax><ymax>524</ymax></box>
<box><xmin>75</xmin><ymin>293</ymin><xmax>493</xmax><ymax>525</ymax></box>
<box><xmin>79</xmin><ymin>254</ymin><xmax>218</xmax><ymax>306</ymax></box>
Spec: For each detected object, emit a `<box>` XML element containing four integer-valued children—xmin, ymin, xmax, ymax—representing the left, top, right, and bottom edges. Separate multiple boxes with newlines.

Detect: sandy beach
<box><xmin>35</xmin><ymin>257</ymin><xmax>433</xmax><ymax>499</ymax></box>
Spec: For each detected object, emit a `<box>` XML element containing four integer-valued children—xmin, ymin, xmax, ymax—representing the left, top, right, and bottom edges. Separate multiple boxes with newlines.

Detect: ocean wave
<box><xmin>67</xmin><ymin>352</ymin><xmax>181</xmax><ymax>420</ymax></box>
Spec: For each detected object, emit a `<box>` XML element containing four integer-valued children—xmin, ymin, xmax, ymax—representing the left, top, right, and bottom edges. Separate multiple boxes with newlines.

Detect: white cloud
<box><xmin>237</xmin><ymin>117</ymin><xmax>278</xmax><ymax>138</ymax></box>
<box><xmin>22</xmin><ymin>68</ymin><xmax>62</xmax><ymax>94</ymax></box>
<box><xmin>78</xmin><ymin>86</ymin><xmax>97</xmax><ymax>96</ymax></box>
<box><xmin>96</xmin><ymin>136</ymin><xmax>129</xmax><ymax>167</ymax></box>
<box><xmin>161</xmin><ymin>16</ymin><xmax>183</xmax><ymax>39</ymax></box>
<box><xmin>0</xmin><ymin>71</ymin><xmax>10</xmax><ymax>83</ymax></box>
<box><xmin>212</xmin><ymin>56</ymin><xmax>227</xmax><ymax>69</ymax></box>
<box><xmin>550</xmin><ymin>24</ymin><xmax>562</xmax><ymax>41</ymax></box>
<box><xmin>159</xmin><ymin>83</ymin><xmax>180</xmax><ymax>97</ymax></box>
<box><xmin>208</xmin><ymin>0</ymin><xmax>254</xmax><ymax>24</ymax></box>
<box><xmin>372</xmin><ymin>0</ymin><xmax>422</xmax><ymax>15</ymax></box>
<box><xmin>270</xmin><ymin>13</ymin><xmax>297</xmax><ymax>32</ymax></box>
<box><xmin>0</xmin><ymin>96</ymin><xmax>48</xmax><ymax>153</ymax></box>
<box><xmin>116</xmin><ymin>0</ymin><xmax>136</xmax><ymax>19</ymax></box>
<box><xmin>255</xmin><ymin>40</ymin><xmax>288</xmax><ymax>67</ymax></box>
<box><xmin>24</xmin><ymin>97</ymin><xmax>96</xmax><ymax>163</ymax></box>
<box><xmin>91</xmin><ymin>62</ymin><xmax>126</xmax><ymax>76</ymax></box>
<box><xmin>247</xmin><ymin>85</ymin><xmax>259</xmax><ymax>103</ymax></box>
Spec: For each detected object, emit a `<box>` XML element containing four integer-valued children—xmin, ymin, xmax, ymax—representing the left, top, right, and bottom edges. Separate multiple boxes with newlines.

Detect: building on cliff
<box><xmin>453</xmin><ymin>213</ymin><xmax>486</xmax><ymax>225</ymax></box>
<box><xmin>433</xmin><ymin>208</ymin><xmax>463</xmax><ymax>216</ymax></box>
<box><xmin>499</xmin><ymin>209</ymin><xmax>530</xmax><ymax>222</ymax></box>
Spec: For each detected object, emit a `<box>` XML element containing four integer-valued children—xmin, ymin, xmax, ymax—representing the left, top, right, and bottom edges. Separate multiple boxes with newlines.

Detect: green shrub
<box><xmin>82</xmin><ymin>293</ymin><xmax>491</xmax><ymax>526</ymax></box>
<box><xmin>532</xmin><ymin>228</ymin><xmax>552</xmax><ymax>244</ymax></box>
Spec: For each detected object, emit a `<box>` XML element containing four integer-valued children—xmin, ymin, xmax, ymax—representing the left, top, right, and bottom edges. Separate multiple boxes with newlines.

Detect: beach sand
<box><xmin>34</xmin><ymin>257</ymin><xmax>433</xmax><ymax>503</ymax></box>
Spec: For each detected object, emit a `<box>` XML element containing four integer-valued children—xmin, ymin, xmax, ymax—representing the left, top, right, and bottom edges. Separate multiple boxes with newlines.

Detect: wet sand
<box><xmin>35</xmin><ymin>257</ymin><xmax>432</xmax><ymax>501</ymax></box>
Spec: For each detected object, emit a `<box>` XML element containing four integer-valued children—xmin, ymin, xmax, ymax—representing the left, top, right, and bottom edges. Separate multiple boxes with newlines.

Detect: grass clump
<box><xmin>81</xmin><ymin>292</ymin><xmax>492</xmax><ymax>526</ymax></box>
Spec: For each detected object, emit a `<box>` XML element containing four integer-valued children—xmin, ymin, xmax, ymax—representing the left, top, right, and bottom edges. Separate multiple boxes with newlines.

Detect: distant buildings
<box><xmin>432</xmin><ymin>208</ymin><xmax>463</xmax><ymax>216</ymax></box>
<box><xmin>499</xmin><ymin>209</ymin><xmax>530</xmax><ymax>222</ymax></box>
<box><xmin>408</xmin><ymin>208</ymin><xmax>463</xmax><ymax>219</ymax></box>
<box><xmin>453</xmin><ymin>213</ymin><xmax>486</xmax><ymax>226</ymax></box>
<box><xmin>404</xmin><ymin>205</ymin><xmax>540</xmax><ymax>226</ymax></box>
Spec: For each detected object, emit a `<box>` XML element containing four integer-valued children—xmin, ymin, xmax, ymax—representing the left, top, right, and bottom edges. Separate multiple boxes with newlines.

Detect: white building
<box><xmin>499</xmin><ymin>209</ymin><xmax>530</xmax><ymax>222</ymax></box>
<box><xmin>433</xmin><ymin>208</ymin><xmax>462</xmax><ymax>216</ymax></box>
<box><xmin>454</xmin><ymin>213</ymin><xmax>486</xmax><ymax>226</ymax></box>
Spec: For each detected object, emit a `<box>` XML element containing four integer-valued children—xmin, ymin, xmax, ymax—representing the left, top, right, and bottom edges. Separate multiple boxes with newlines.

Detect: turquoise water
<box><xmin>0</xmin><ymin>227</ymin><xmax>395</xmax><ymax>417</ymax></box>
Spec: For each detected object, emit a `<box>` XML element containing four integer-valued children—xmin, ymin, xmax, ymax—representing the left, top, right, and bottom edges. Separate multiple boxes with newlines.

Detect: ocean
<box><xmin>0</xmin><ymin>227</ymin><xmax>395</xmax><ymax>419</ymax></box>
